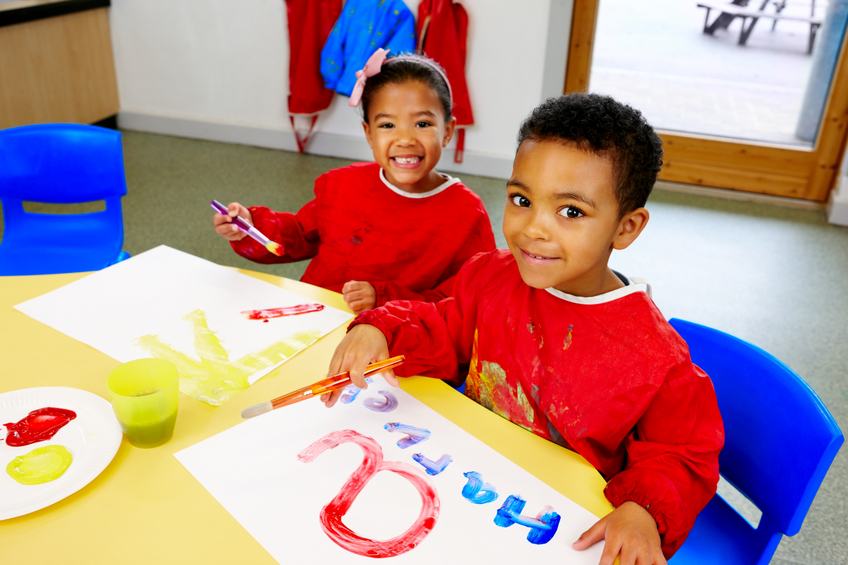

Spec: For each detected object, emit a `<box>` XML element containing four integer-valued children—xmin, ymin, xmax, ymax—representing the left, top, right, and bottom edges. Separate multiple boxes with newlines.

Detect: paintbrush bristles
<box><xmin>265</xmin><ymin>241</ymin><xmax>284</xmax><ymax>257</ymax></box>
<box><xmin>241</xmin><ymin>401</ymin><xmax>273</xmax><ymax>419</ymax></box>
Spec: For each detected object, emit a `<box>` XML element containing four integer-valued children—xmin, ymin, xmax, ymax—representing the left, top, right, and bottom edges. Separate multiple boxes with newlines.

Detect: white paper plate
<box><xmin>0</xmin><ymin>387</ymin><xmax>122</xmax><ymax>520</ymax></box>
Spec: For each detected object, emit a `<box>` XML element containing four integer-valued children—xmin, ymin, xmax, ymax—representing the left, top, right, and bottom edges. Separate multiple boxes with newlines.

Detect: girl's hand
<box><xmin>213</xmin><ymin>202</ymin><xmax>253</xmax><ymax>241</ymax></box>
<box><xmin>572</xmin><ymin>501</ymin><xmax>667</xmax><ymax>565</ymax></box>
<box><xmin>321</xmin><ymin>324</ymin><xmax>395</xmax><ymax>408</ymax></box>
<box><xmin>342</xmin><ymin>281</ymin><xmax>377</xmax><ymax>313</ymax></box>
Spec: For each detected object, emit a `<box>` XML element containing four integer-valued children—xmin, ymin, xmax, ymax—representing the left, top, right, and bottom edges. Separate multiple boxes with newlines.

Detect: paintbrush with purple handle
<box><xmin>211</xmin><ymin>199</ymin><xmax>284</xmax><ymax>256</ymax></box>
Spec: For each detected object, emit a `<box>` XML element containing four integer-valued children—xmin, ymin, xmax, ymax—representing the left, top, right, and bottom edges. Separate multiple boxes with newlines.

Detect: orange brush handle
<box><xmin>269</xmin><ymin>355</ymin><xmax>405</xmax><ymax>409</ymax></box>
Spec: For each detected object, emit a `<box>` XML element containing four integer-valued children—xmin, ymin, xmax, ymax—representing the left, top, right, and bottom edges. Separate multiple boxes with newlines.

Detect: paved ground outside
<box><xmin>590</xmin><ymin>0</ymin><xmax>827</xmax><ymax>146</ymax></box>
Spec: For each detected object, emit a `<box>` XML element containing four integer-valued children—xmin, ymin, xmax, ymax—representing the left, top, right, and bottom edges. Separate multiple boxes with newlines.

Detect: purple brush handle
<box><xmin>211</xmin><ymin>200</ymin><xmax>254</xmax><ymax>234</ymax></box>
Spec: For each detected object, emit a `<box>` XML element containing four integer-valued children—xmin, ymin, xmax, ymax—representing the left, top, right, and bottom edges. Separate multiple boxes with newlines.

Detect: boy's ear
<box><xmin>612</xmin><ymin>207</ymin><xmax>649</xmax><ymax>251</ymax></box>
<box><xmin>443</xmin><ymin>117</ymin><xmax>457</xmax><ymax>147</ymax></box>
<box><xmin>362</xmin><ymin>121</ymin><xmax>374</xmax><ymax>149</ymax></box>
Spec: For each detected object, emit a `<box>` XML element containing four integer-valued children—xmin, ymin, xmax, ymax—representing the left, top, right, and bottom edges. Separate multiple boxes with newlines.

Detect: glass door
<box><xmin>565</xmin><ymin>0</ymin><xmax>848</xmax><ymax>201</ymax></box>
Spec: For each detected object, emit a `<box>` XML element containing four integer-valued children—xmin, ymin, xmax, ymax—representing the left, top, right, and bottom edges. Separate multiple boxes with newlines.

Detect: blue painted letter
<box><xmin>340</xmin><ymin>385</ymin><xmax>362</xmax><ymax>404</ymax></box>
<box><xmin>363</xmin><ymin>391</ymin><xmax>398</xmax><ymax>413</ymax></box>
<box><xmin>494</xmin><ymin>495</ymin><xmax>560</xmax><ymax>545</ymax></box>
<box><xmin>461</xmin><ymin>471</ymin><xmax>498</xmax><ymax>504</ymax></box>
<box><xmin>339</xmin><ymin>378</ymin><xmax>373</xmax><ymax>404</ymax></box>
<box><xmin>384</xmin><ymin>422</ymin><xmax>431</xmax><ymax>449</ymax></box>
<box><xmin>412</xmin><ymin>453</ymin><xmax>452</xmax><ymax>476</ymax></box>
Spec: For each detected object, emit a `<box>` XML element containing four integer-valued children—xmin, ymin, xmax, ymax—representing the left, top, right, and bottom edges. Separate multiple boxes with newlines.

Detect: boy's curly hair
<box><xmin>517</xmin><ymin>93</ymin><xmax>663</xmax><ymax>216</ymax></box>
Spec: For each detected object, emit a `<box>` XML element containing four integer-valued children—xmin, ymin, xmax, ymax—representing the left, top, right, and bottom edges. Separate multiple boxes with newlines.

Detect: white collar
<box><xmin>379</xmin><ymin>168</ymin><xmax>460</xmax><ymax>199</ymax></box>
<box><xmin>544</xmin><ymin>275</ymin><xmax>647</xmax><ymax>305</ymax></box>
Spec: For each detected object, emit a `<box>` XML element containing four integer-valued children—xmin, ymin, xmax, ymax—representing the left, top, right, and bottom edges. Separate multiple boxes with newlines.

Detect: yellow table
<box><xmin>0</xmin><ymin>268</ymin><xmax>612</xmax><ymax>563</ymax></box>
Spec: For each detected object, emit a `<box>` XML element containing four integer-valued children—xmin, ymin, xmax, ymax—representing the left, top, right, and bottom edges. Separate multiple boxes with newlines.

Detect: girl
<box><xmin>213</xmin><ymin>50</ymin><xmax>495</xmax><ymax>313</ymax></box>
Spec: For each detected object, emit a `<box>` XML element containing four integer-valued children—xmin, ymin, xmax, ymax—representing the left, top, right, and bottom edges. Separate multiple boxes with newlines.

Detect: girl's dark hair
<box><xmin>360</xmin><ymin>54</ymin><xmax>453</xmax><ymax>123</ymax></box>
<box><xmin>517</xmin><ymin>93</ymin><xmax>663</xmax><ymax>217</ymax></box>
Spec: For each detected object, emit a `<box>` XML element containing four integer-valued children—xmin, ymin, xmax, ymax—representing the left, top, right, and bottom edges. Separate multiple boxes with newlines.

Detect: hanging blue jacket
<box><xmin>321</xmin><ymin>0</ymin><xmax>416</xmax><ymax>97</ymax></box>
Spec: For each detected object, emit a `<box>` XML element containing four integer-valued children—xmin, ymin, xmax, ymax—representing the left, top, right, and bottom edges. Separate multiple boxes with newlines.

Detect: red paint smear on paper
<box><xmin>4</xmin><ymin>407</ymin><xmax>77</xmax><ymax>447</ymax></box>
<box><xmin>241</xmin><ymin>303</ymin><xmax>325</xmax><ymax>320</ymax></box>
<box><xmin>298</xmin><ymin>430</ymin><xmax>440</xmax><ymax>558</ymax></box>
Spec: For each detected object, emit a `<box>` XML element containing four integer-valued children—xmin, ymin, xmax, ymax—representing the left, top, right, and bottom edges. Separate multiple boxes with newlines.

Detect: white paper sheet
<box><xmin>175</xmin><ymin>376</ymin><xmax>605</xmax><ymax>564</ymax></box>
<box><xmin>15</xmin><ymin>246</ymin><xmax>352</xmax><ymax>396</ymax></box>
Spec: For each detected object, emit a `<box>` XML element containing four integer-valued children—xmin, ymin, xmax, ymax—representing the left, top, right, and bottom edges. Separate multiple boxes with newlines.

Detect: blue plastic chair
<box><xmin>0</xmin><ymin>123</ymin><xmax>131</xmax><ymax>275</ymax></box>
<box><xmin>668</xmin><ymin>318</ymin><xmax>843</xmax><ymax>565</ymax></box>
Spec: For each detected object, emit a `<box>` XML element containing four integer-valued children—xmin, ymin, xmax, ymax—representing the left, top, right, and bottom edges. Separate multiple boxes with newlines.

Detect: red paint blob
<box><xmin>298</xmin><ymin>430</ymin><xmax>440</xmax><ymax>558</ymax></box>
<box><xmin>4</xmin><ymin>407</ymin><xmax>77</xmax><ymax>447</ymax></box>
<box><xmin>241</xmin><ymin>303</ymin><xmax>325</xmax><ymax>320</ymax></box>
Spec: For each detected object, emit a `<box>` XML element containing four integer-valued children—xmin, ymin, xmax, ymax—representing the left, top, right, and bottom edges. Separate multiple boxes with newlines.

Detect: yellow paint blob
<box><xmin>6</xmin><ymin>445</ymin><xmax>73</xmax><ymax>485</ymax></box>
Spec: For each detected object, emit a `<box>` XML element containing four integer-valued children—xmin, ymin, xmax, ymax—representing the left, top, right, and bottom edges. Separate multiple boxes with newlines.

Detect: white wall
<box><xmin>110</xmin><ymin>0</ymin><xmax>570</xmax><ymax>178</ymax></box>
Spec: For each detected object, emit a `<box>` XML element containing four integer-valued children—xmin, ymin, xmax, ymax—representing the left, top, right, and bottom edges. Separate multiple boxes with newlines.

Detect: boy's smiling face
<box><xmin>503</xmin><ymin>139</ymin><xmax>649</xmax><ymax>297</ymax></box>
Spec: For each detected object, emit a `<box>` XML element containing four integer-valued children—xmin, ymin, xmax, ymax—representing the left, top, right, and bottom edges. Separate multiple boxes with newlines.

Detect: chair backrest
<box><xmin>669</xmin><ymin>318</ymin><xmax>843</xmax><ymax>537</ymax></box>
<box><xmin>0</xmin><ymin>124</ymin><xmax>129</xmax><ymax>275</ymax></box>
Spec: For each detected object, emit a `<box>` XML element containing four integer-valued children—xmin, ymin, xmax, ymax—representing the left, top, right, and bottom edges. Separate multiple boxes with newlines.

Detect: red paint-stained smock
<box><xmin>231</xmin><ymin>162</ymin><xmax>495</xmax><ymax>306</ymax></box>
<box><xmin>352</xmin><ymin>250</ymin><xmax>724</xmax><ymax>558</ymax></box>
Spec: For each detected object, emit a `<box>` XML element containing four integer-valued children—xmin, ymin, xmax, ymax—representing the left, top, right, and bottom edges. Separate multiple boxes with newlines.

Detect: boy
<box><xmin>323</xmin><ymin>94</ymin><xmax>724</xmax><ymax>564</ymax></box>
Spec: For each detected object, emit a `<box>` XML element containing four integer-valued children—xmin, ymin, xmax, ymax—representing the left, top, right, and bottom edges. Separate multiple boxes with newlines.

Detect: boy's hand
<box><xmin>573</xmin><ymin>501</ymin><xmax>667</xmax><ymax>565</ymax></box>
<box><xmin>213</xmin><ymin>202</ymin><xmax>253</xmax><ymax>241</ymax></box>
<box><xmin>321</xmin><ymin>324</ymin><xmax>396</xmax><ymax>408</ymax></box>
<box><xmin>342</xmin><ymin>281</ymin><xmax>377</xmax><ymax>313</ymax></box>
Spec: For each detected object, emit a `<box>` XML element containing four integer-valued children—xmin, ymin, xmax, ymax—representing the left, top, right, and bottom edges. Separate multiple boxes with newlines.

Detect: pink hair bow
<box><xmin>348</xmin><ymin>48</ymin><xmax>389</xmax><ymax>107</ymax></box>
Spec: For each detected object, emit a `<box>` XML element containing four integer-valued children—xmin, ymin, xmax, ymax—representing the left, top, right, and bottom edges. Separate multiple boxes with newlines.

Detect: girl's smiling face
<box><xmin>362</xmin><ymin>80</ymin><xmax>456</xmax><ymax>194</ymax></box>
<box><xmin>503</xmin><ymin>139</ymin><xmax>649</xmax><ymax>297</ymax></box>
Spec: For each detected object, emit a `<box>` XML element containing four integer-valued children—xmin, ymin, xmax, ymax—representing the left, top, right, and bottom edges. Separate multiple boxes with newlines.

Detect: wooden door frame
<box><xmin>565</xmin><ymin>0</ymin><xmax>848</xmax><ymax>202</ymax></box>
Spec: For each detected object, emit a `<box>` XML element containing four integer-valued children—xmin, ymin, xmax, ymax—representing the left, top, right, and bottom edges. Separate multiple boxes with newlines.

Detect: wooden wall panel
<box><xmin>0</xmin><ymin>7</ymin><xmax>119</xmax><ymax>128</ymax></box>
<box><xmin>660</xmin><ymin>156</ymin><xmax>810</xmax><ymax>198</ymax></box>
<box><xmin>808</xmin><ymin>33</ymin><xmax>848</xmax><ymax>201</ymax></box>
<box><xmin>564</xmin><ymin>0</ymin><xmax>598</xmax><ymax>93</ymax></box>
<box><xmin>659</xmin><ymin>133</ymin><xmax>815</xmax><ymax>198</ymax></box>
<box><xmin>659</xmin><ymin>134</ymin><xmax>813</xmax><ymax>176</ymax></box>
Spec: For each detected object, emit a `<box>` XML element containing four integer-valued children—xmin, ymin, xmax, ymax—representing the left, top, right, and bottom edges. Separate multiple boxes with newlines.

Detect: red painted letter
<box><xmin>298</xmin><ymin>430</ymin><xmax>440</xmax><ymax>558</ymax></box>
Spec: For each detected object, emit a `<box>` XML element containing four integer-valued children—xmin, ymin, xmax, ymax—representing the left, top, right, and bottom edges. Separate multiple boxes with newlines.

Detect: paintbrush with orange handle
<box><xmin>241</xmin><ymin>355</ymin><xmax>405</xmax><ymax>419</ymax></box>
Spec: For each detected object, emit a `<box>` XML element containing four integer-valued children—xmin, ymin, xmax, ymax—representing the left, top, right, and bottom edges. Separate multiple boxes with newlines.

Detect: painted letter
<box><xmin>493</xmin><ymin>495</ymin><xmax>560</xmax><ymax>545</ymax></box>
<box><xmin>412</xmin><ymin>453</ymin><xmax>452</xmax><ymax>476</ymax></box>
<box><xmin>383</xmin><ymin>422</ymin><xmax>430</xmax><ymax>448</ymax></box>
<box><xmin>339</xmin><ymin>378</ymin><xmax>372</xmax><ymax>404</ymax></box>
<box><xmin>363</xmin><ymin>391</ymin><xmax>398</xmax><ymax>413</ymax></box>
<box><xmin>461</xmin><ymin>471</ymin><xmax>499</xmax><ymax>504</ymax></box>
<box><xmin>297</xmin><ymin>430</ymin><xmax>440</xmax><ymax>558</ymax></box>
<box><xmin>339</xmin><ymin>384</ymin><xmax>362</xmax><ymax>404</ymax></box>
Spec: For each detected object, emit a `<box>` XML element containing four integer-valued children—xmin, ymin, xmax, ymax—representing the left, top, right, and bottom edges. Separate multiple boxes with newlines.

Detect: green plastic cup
<box><xmin>107</xmin><ymin>359</ymin><xmax>179</xmax><ymax>448</ymax></box>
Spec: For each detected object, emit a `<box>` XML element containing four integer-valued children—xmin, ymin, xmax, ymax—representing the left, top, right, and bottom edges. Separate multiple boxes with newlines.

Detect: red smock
<box><xmin>416</xmin><ymin>0</ymin><xmax>474</xmax><ymax>162</ymax></box>
<box><xmin>352</xmin><ymin>250</ymin><xmax>724</xmax><ymax>558</ymax></box>
<box><xmin>231</xmin><ymin>162</ymin><xmax>496</xmax><ymax>306</ymax></box>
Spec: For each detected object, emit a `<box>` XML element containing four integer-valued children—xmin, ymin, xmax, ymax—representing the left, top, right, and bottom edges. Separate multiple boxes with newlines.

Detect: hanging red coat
<box><xmin>285</xmin><ymin>0</ymin><xmax>342</xmax><ymax>152</ymax></box>
<box><xmin>417</xmin><ymin>0</ymin><xmax>474</xmax><ymax>163</ymax></box>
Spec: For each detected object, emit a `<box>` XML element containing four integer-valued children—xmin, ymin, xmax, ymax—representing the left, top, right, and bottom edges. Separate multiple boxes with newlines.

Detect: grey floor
<box><xmin>6</xmin><ymin>130</ymin><xmax>847</xmax><ymax>564</ymax></box>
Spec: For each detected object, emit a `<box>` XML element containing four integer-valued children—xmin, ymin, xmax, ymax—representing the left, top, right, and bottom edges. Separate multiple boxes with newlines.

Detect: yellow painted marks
<box><xmin>135</xmin><ymin>309</ymin><xmax>321</xmax><ymax>406</ymax></box>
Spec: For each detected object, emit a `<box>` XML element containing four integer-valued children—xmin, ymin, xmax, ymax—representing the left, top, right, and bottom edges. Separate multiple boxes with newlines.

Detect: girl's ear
<box><xmin>442</xmin><ymin>117</ymin><xmax>457</xmax><ymax>147</ymax></box>
<box><xmin>362</xmin><ymin>121</ymin><xmax>374</xmax><ymax>149</ymax></box>
<box><xmin>612</xmin><ymin>207</ymin><xmax>649</xmax><ymax>251</ymax></box>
